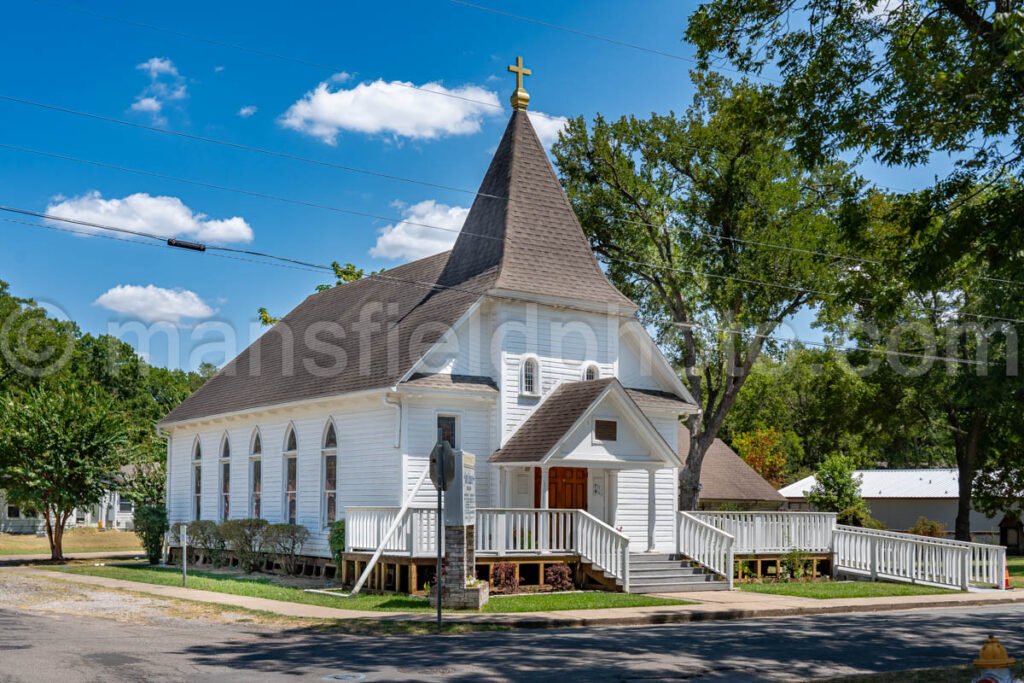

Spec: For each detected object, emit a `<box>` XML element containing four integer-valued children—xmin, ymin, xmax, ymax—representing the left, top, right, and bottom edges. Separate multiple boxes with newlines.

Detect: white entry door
<box><xmin>588</xmin><ymin>470</ymin><xmax>610</xmax><ymax>523</ymax></box>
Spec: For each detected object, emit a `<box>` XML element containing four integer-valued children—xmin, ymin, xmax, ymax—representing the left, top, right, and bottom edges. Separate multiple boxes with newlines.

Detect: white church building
<box><xmin>158</xmin><ymin>66</ymin><xmax>718</xmax><ymax>594</ymax></box>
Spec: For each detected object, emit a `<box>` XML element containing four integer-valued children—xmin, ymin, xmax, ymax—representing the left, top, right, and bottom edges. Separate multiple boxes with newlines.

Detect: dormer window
<box><xmin>582</xmin><ymin>363</ymin><xmax>600</xmax><ymax>381</ymax></box>
<box><xmin>520</xmin><ymin>356</ymin><xmax>540</xmax><ymax>396</ymax></box>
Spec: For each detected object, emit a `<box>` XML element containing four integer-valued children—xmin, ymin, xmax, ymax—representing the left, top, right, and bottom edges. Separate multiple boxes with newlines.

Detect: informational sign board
<box><xmin>444</xmin><ymin>451</ymin><xmax>476</xmax><ymax>527</ymax></box>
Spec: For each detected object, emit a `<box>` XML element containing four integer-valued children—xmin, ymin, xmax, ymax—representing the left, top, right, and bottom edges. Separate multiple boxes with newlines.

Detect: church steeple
<box><xmin>437</xmin><ymin>63</ymin><xmax>637</xmax><ymax>313</ymax></box>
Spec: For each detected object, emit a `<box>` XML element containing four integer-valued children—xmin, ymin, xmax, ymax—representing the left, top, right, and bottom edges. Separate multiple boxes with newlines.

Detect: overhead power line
<box><xmin>0</xmin><ymin>95</ymin><xmax>504</xmax><ymax>200</ymax></box>
<box><xmin>5</xmin><ymin>206</ymin><xmax>1024</xmax><ymax>344</ymax></box>
<box><xmin>7</xmin><ymin>211</ymin><xmax>999</xmax><ymax>367</ymax></box>
<box><xmin>33</xmin><ymin>0</ymin><xmax>566</xmax><ymax>123</ymax></box>
<box><xmin>3</xmin><ymin>199</ymin><xmax>1021</xmax><ymax>326</ymax></box>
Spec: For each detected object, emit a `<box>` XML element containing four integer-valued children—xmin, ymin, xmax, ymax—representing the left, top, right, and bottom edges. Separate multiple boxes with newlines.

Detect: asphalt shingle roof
<box><xmin>681</xmin><ymin>430</ymin><xmax>786</xmax><ymax>503</ymax></box>
<box><xmin>161</xmin><ymin>111</ymin><xmax>636</xmax><ymax>427</ymax></box>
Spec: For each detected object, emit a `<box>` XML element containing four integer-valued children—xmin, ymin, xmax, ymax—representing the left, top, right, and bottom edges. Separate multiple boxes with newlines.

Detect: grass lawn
<box><xmin>739</xmin><ymin>580</ymin><xmax>955</xmax><ymax>600</ymax></box>
<box><xmin>1007</xmin><ymin>555</ymin><xmax>1024</xmax><ymax>587</ymax></box>
<box><xmin>0</xmin><ymin>529</ymin><xmax>142</xmax><ymax>556</ymax></box>
<box><xmin>53</xmin><ymin>564</ymin><xmax>694</xmax><ymax>613</ymax></box>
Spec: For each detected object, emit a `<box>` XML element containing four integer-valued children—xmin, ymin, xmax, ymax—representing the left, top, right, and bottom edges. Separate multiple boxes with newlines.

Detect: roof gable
<box><xmin>491</xmin><ymin>378</ymin><xmax>679</xmax><ymax>466</ymax></box>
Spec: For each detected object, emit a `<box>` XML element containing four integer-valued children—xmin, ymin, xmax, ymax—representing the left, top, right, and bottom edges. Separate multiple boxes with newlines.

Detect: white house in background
<box><xmin>779</xmin><ymin>468</ymin><xmax>1000</xmax><ymax>540</ymax></box>
<box><xmin>0</xmin><ymin>489</ymin><xmax>135</xmax><ymax>534</ymax></box>
<box><xmin>158</xmin><ymin>77</ymin><xmax>712</xmax><ymax>593</ymax></box>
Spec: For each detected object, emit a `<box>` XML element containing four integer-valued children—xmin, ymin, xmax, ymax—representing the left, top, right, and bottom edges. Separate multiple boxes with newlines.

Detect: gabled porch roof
<box><xmin>490</xmin><ymin>378</ymin><xmax>681</xmax><ymax>469</ymax></box>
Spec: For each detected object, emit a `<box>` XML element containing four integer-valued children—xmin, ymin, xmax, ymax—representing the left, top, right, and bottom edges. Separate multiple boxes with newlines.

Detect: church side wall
<box><xmin>614</xmin><ymin>467</ymin><xmax>678</xmax><ymax>552</ymax></box>
<box><xmin>165</xmin><ymin>395</ymin><xmax>401</xmax><ymax>559</ymax></box>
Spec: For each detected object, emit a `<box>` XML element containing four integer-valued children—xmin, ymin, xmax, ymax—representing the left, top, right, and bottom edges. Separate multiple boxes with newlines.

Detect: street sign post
<box><xmin>429</xmin><ymin>439</ymin><xmax>454</xmax><ymax>630</ymax></box>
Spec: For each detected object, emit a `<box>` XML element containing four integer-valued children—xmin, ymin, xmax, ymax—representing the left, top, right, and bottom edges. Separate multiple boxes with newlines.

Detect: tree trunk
<box><xmin>953</xmin><ymin>412</ymin><xmax>985</xmax><ymax>542</ymax></box>
<box><xmin>680</xmin><ymin>429</ymin><xmax>716</xmax><ymax>510</ymax></box>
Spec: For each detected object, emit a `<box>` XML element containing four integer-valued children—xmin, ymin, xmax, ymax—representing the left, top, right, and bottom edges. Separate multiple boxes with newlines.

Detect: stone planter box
<box><xmin>429</xmin><ymin>581</ymin><xmax>490</xmax><ymax>611</ymax></box>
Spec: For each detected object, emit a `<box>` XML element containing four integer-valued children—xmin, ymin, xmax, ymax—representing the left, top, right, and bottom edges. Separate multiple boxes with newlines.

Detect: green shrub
<box><xmin>187</xmin><ymin>520</ymin><xmax>226</xmax><ymax>566</ymax></box>
<box><xmin>220</xmin><ymin>519</ymin><xmax>269</xmax><ymax>572</ymax></box>
<box><xmin>328</xmin><ymin>519</ymin><xmax>346</xmax><ymax>567</ymax></box>
<box><xmin>264</xmin><ymin>523</ymin><xmax>309</xmax><ymax>575</ymax></box>
<box><xmin>132</xmin><ymin>505</ymin><xmax>168</xmax><ymax>565</ymax></box>
<box><xmin>491</xmin><ymin>562</ymin><xmax>518</xmax><ymax>594</ymax></box>
<box><xmin>781</xmin><ymin>547</ymin><xmax>809</xmax><ymax>580</ymax></box>
<box><xmin>544</xmin><ymin>563</ymin><xmax>574</xmax><ymax>591</ymax></box>
<box><xmin>908</xmin><ymin>516</ymin><xmax>946</xmax><ymax>538</ymax></box>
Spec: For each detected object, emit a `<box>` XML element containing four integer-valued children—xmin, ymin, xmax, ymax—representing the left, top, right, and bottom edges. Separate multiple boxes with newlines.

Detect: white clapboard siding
<box><xmin>404</xmin><ymin>400</ymin><xmax>495</xmax><ymax>508</ymax></box>
<box><xmin>616</xmin><ymin>327</ymin><xmax>665</xmax><ymax>391</ymax></box>
<box><xmin>498</xmin><ymin>302</ymin><xmax>616</xmax><ymax>439</ymax></box>
<box><xmin>614</xmin><ymin>468</ymin><xmax>677</xmax><ymax>552</ymax></box>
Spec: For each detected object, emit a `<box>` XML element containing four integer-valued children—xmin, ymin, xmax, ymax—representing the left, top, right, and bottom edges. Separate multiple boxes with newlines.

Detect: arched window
<box><xmin>249</xmin><ymin>429</ymin><xmax>262</xmax><ymax>518</ymax></box>
<box><xmin>219</xmin><ymin>435</ymin><xmax>231</xmax><ymax>521</ymax></box>
<box><xmin>582</xmin><ymin>363</ymin><xmax>600</xmax><ymax>381</ymax></box>
<box><xmin>192</xmin><ymin>438</ymin><xmax>203</xmax><ymax>521</ymax></box>
<box><xmin>322</xmin><ymin>422</ymin><xmax>338</xmax><ymax>527</ymax></box>
<box><xmin>283</xmin><ymin>425</ymin><xmax>298</xmax><ymax>525</ymax></box>
<box><xmin>520</xmin><ymin>356</ymin><xmax>540</xmax><ymax>396</ymax></box>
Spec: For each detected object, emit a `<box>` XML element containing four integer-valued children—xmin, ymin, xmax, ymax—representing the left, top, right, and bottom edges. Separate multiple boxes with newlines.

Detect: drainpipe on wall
<box><xmin>384</xmin><ymin>390</ymin><xmax>402</xmax><ymax>450</ymax></box>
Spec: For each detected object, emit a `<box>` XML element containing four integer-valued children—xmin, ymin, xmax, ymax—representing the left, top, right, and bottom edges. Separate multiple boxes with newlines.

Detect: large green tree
<box><xmin>686</xmin><ymin>0</ymin><xmax>1024</xmax><ymax>273</ymax></box>
<box><xmin>553</xmin><ymin>74</ymin><xmax>863</xmax><ymax>508</ymax></box>
<box><xmin>0</xmin><ymin>381</ymin><xmax>131</xmax><ymax>560</ymax></box>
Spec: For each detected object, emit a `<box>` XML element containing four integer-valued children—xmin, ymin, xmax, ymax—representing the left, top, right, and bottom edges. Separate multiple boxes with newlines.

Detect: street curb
<box><xmin>11</xmin><ymin>567</ymin><xmax>1023</xmax><ymax>630</ymax></box>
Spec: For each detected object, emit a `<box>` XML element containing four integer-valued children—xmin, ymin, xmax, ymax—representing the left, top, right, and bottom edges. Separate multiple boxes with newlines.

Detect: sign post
<box><xmin>429</xmin><ymin>440</ymin><xmax>455</xmax><ymax>630</ymax></box>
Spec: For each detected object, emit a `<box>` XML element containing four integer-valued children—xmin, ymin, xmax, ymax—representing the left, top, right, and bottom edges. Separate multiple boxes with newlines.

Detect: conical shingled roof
<box><xmin>439</xmin><ymin>110</ymin><xmax>637</xmax><ymax>311</ymax></box>
<box><xmin>160</xmin><ymin>111</ymin><xmax>635</xmax><ymax>426</ymax></box>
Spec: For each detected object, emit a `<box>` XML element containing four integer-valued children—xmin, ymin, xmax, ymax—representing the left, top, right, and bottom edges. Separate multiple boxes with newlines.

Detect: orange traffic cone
<box><xmin>1006</xmin><ymin>565</ymin><xmax>1012</xmax><ymax>590</ymax></box>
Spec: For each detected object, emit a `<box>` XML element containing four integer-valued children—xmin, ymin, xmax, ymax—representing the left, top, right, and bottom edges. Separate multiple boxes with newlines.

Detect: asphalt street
<box><xmin>1</xmin><ymin>603</ymin><xmax>1021</xmax><ymax>682</ymax></box>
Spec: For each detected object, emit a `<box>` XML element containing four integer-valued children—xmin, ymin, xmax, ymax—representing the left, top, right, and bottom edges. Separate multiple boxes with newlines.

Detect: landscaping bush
<box><xmin>544</xmin><ymin>563</ymin><xmax>574</xmax><ymax>591</ymax></box>
<box><xmin>491</xmin><ymin>562</ymin><xmax>519</xmax><ymax>594</ymax></box>
<box><xmin>220</xmin><ymin>518</ymin><xmax>268</xmax><ymax>572</ymax></box>
<box><xmin>328</xmin><ymin>519</ymin><xmax>345</xmax><ymax>567</ymax></box>
<box><xmin>781</xmin><ymin>547</ymin><xmax>809</xmax><ymax>580</ymax></box>
<box><xmin>187</xmin><ymin>520</ymin><xmax>226</xmax><ymax>566</ymax></box>
<box><xmin>132</xmin><ymin>505</ymin><xmax>168</xmax><ymax>565</ymax></box>
<box><xmin>909</xmin><ymin>516</ymin><xmax>946</xmax><ymax>538</ymax></box>
<box><xmin>264</xmin><ymin>523</ymin><xmax>309</xmax><ymax>575</ymax></box>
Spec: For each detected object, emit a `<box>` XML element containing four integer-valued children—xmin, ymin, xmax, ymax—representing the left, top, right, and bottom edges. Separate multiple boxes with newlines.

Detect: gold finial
<box><xmin>974</xmin><ymin>635</ymin><xmax>1016</xmax><ymax>669</ymax></box>
<box><xmin>507</xmin><ymin>56</ymin><xmax>532</xmax><ymax>111</ymax></box>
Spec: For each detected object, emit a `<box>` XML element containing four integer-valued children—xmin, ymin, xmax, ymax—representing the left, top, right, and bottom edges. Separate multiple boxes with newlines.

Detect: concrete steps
<box><xmin>625</xmin><ymin>553</ymin><xmax>730</xmax><ymax>594</ymax></box>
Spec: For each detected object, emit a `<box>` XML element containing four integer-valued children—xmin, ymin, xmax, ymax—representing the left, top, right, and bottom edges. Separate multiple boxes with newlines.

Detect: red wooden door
<box><xmin>534</xmin><ymin>467</ymin><xmax>588</xmax><ymax>509</ymax></box>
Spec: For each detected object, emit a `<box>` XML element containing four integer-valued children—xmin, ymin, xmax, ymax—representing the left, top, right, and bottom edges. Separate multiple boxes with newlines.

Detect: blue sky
<box><xmin>0</xmin><ymin>1</ymin><xmax>945</xmax><ymax>370</ymax></box>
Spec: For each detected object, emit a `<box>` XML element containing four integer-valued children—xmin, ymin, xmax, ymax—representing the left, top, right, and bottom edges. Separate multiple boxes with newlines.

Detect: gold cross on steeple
<box><xmin>507</xmin><ymin>56</ymin><xmax>532</xmax><ymax>111</ymax></box>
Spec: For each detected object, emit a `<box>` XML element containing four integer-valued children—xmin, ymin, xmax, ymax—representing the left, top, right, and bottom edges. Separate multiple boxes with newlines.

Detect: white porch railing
<box><xmin>678</xmin><ymin>512</ymin><xmax>735</xmax><ymax>590</ymax></box>
<box><xmin>692</xmin><ymin>511</ymin><xmax>836</xmax><ymax>554</ymax></box>
<box><xmin>347</xmin><ymin>506</ymin><xmax>631</xmax><ymax>588</ymax></box>
<box><xmin>576</xmin><ymin>510</ymin><xmax>631</xmax><ymax>592</ymax></box>
<box><xmin>833</xmin><ymin>525</ymin><xmax>1006</xmax><ymax>590</ymax></box>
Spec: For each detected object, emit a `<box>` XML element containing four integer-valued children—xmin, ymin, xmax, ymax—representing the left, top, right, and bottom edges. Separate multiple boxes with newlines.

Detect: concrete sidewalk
<box><xmin>11</xmin><ymin>566</ymin><xmax>1024</xmax><ymax>628</ymax></box>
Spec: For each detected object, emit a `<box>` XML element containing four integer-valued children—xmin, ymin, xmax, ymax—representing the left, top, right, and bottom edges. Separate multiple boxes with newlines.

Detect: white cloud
<box><xmin>137</xmin><ymin>57</ymin><xmax>179</xmax><ymax>79</ymax></box>
<box><xmin>214</xmin><ymin>65</ymin><xmax>225</xmax><ymax>73</ymax></box>
<box><xmin>131</xmin><ymin>56</ymin><xmax>187</xmax><ymax>125</ymax></box>
<box><xmin>280</xmin><ymin>78</ymin><xmax>501</xmax><ymax>145</ymax></box>
<box><xmin>370</xmin><ymin>199</ymin><xmax>469</xmax><ymax>261</ymax></box>
<box><xmin>237</xmin><ymin>105</ymin><xmax>258</xmax><ymax>118</ymax></box>
<box><xmin>528</xmin><ymin>111</ymin><xmax>569</xmax><ymax>150</ymax></box>
<box><xmin>130</xmin><ymin>97</ymin><xmax>162</xmax><ymax>114</ymax></box>
<box><xmin>95</xmin><ymin>285</ymin><xmax>215</xmax><ymax>324</ymax></box>
<box><xmin>329</xmin><ymin>71</ymin><xmax>352</xmax><ymax>83</ymax></box>
<box><xmin>45</xmin><ymin>191</ymin><xmax>254</xmax><ymax>244</ymax></box>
